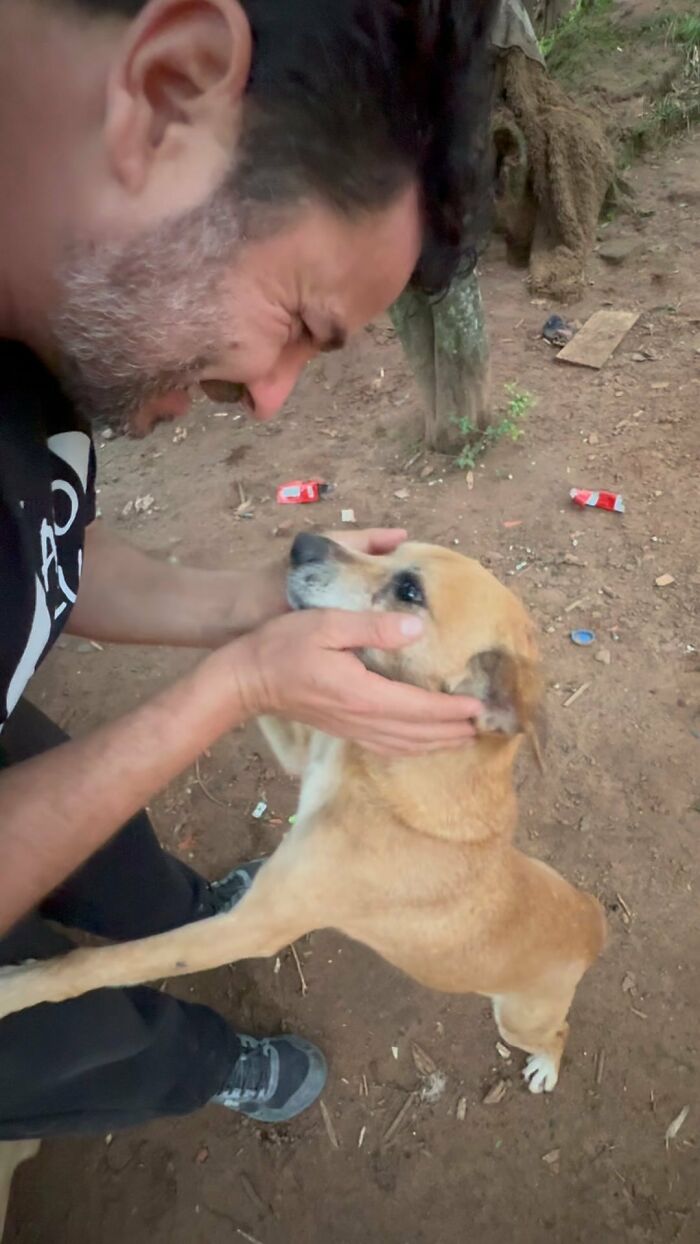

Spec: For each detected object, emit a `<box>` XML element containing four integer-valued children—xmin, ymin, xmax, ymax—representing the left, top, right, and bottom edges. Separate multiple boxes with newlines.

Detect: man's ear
<box><xmin>105</xmin><ymin>0</ymin><xmax>252</xmax><ymax>194</ymax></box>
<box><xmin>454</xmin><ymin>648</ymin><xmax>546</xmax><ymax>764</ymax></box>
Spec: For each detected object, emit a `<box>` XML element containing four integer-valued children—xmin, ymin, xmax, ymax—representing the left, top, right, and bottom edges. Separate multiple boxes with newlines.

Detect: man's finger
<box><xmin>329</xmin><ymin>528</ymin><xmax>407</xmax><ymax>556</ymax></box>
<box><xmin>321</xmin><ymin>608</ymin><xmax>424</xmax><ymax>652</ymax></box>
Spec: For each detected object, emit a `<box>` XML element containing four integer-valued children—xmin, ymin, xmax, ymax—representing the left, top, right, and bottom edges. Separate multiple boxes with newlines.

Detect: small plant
<box><xmin>455</xmin><ymin>383</ymin><xmax>534</xmax><ymax>471</ymax></box>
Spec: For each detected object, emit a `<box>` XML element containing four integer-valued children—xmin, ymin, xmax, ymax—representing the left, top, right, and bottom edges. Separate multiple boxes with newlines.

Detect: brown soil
<box><xmin>7</xmin><ymin>132</ymin><xmax>700</xmax><ymax>1244</ymax></box>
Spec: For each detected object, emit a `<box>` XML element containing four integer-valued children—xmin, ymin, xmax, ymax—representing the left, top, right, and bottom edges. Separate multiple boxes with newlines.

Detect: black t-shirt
<box><xmin>0</xmin><ymin>341</ymin><xmax>96</xmax><ymax>729</ymax></box>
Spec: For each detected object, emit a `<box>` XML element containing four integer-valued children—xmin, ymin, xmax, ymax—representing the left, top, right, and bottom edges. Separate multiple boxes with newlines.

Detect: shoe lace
<box><xmin>224</xmin><ymin>1037</ymin><xmax>274</xmax><ymax>1104</ymax></box>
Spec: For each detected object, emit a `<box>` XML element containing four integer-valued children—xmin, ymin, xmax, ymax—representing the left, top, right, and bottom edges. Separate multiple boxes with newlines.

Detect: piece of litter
<box><xmin>542</xmin><ymin>314</ymin><xmax>577</xmax><ymax>347</ymax></box>
<box><xmin>570</xmin><ymin>488</ymin><xmax>624</xmax><ymax>514</ymax></box>
<box><xmin>391</xmin><ymin>1045</ymin><xmax>399</xmax><ymax>1061</ymax></box>
<box><xmin>251</xmin><ymin>800</ymin><xmax>267</xmax><ymax>819</ymax></box>
<box><xmin>341</xmin><ymin>508</ymin><xmax>356</xmax><ymax>524</ymax></box>
<box><xmin>357</xmin><ymin>1126</ymin><xmax>367</xmax><ymax>1149</ymax></box>
<box><xmin>665</xmin><ymin>1105</ymin><xmax>689</xmax><ymax>1148</ymax></box>
<box><xmin>496</xmin><ymin>1042</ymin><xmax>511</xmax><ymax>1060</ymax></box>
<box><xmin>515</xmin><ymin>561</ymin><xmax>528</xmax><ymax>573</ymax></box>
<box><xmin>563</xmin><ymin>682</ymin><xmax>590</xmax><ymax>708</ymax></box>
<box><xmin>105</xmin><ymin>1133</ymin><xmax>113</xmax><ymax>1146</ymax></box>
<box><xmin>571</xmin><ymin>629</ymin><xmax>595</xmax><ymax>647</ymax></box>
<box><xmin>101</xmin><ymin>428</ymin><xmax>115</xmax><ymax>441</ymax></box>
<box><xmin>542</xmin><ymin>1149</ymin><xmax>560</xmax><ymax>1166</ymax></box>
<box><xmin>483</xmin><ymin>1079</ymin><xmax>508</xmax><ymax>1105</ymax></box>
<box><xmin>393</xmin><ymin>488</ymin><xmax>410</xmax><ymax>500</ymax></box>
<box><xmin>276</xmin><ymin>480</ymin><xmax>331</xmax><ymax>505</ymax></box>
<box><xmin>273</xmin><ymin>957</ymin><xmax>281</xmax><ymax>975</ymax></box>
<box><xmin>319</xmin><ymin>1099</ymin><xmax>340</xmax><ymax>1149</ymax></box>
<box><xmin>288</xmin><ymin>814</ymin><xmax>297</xmax><ymax>825</ymax></box>
<box><xmin>172</xmin><ymin>426</ymin><xmax>188</xmax><ymax>443</ymax></box>
<box><xmin>655</xmin><ymin>573</ymin><xmax>675</xmax><ymax>588</ymax></box>
<box><xmin>556</xmin><ymin>309</ymin><xmax>639</xmax><ymax>370</ymax></box>
<box><xmin>503</xmin><ymin>520</ymin><xmax>522</xmax><ymax>529</ymax></box>
<box><xmin>134</xmin><ymin>494</ymin><xmax>155</xmax><ymax>513</ymax></box>
<box><xmin>456</xmin><ymin>1096</ymin><xmax>468</xmax><ymax>1121</ymax></box>
<box><xmin>419</xmin><ymin>1071</ymin><xmax>447</xmax><ymax>1105</ymax></box>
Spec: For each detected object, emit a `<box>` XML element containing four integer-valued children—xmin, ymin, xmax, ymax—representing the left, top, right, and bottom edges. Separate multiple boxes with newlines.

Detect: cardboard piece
<box><xmin>556</xmin><ymin>309</ymin><xmax>640</xmax><ymax>370</ymax></box>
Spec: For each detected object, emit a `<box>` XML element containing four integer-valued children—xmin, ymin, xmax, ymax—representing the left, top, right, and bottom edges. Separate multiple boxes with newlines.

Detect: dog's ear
<box><xmin>454</xmin><ymin>648</ymin><xmax>546</xmax><ymax>766</ymax></box>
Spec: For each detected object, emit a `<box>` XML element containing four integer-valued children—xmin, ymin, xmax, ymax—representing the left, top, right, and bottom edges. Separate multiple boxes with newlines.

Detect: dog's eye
<box><xmin>393</xmin><ymin>572</ymin><xmax>426</xmax><ymax>607</ymax></box>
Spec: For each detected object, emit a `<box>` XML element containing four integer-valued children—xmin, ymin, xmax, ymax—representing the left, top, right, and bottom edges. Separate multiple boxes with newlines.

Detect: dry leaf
<box><xmin>483</xmin><ymin>1079</ymin><xmax>508</xmax><ymax>1105</ymax></box>
<box><xmin>411</xmin><ymin>1041</ymin><xmax>437</xmax><ymax>1078</ymax></box>
<box><xmin>542</xmin><ymin>1149</ymin><xmax>560</xmax><ymax>1165</ymax></box>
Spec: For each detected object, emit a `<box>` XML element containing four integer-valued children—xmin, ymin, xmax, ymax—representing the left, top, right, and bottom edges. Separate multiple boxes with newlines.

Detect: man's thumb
<box><xmin>324</xmin><ymin>610</ymin><xmax>424</xmax><ymax>651</ymax></box>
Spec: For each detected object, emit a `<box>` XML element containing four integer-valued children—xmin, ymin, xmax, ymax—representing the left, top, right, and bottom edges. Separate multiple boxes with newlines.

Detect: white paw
<box><xmin>523</xmin><ymin>1053</ymin><xmax>559</xmax><ymax>1094</ymax></box>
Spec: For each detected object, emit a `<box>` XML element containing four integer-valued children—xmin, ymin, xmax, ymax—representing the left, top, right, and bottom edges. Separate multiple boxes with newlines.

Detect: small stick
<box><xmin>237</xmin><ymin>1231</ymin><xmax>264</xmax><ymax>1244</ymax></box>
<box><xmin>382</xmin><ymin>1091</ymin><xmax>418</xmax><ymax>1148</ymax></box>
<box><xmin>194</xmin><ymin>756</ymin><xmax>234</xmax><ymax>809</ymax></box>
<box><xmin>564</xmin><ymin>597</ymin><xmax>586</xmax><ymax>613</ymax></box>
<box><xmin>616</xmin><ymin>892</ymin><xmax>632</xmax><ymax>921</ymax></box>
<box><xmin>563</xmin><ymin>682</ymin><xmax>590</xmax><ymax>708</ymax></box>
<box><xmin>319</xmin><ymin>1099</ymin><xmax>340</xmax><ymax>1149</ymax></box>
<box><xmin>357</xmin><ymin>1125</ymin><xmax>367</xmax><ymax>1149</ymax></box>
<box><xmin>240</xmin><ymin>1174</ymin><xmax>269</xmax><ymax>1217</ymax></box>
<box><xmin>360</xmin><ymin>1074</ymin><xmax>369</xmax><ymax>1098</ymax></box>
<box><xmin>595</xmin><ymin>1049</ymin><xmax>606</xmax><ymax>1085</ymax></box>
<box><xmin>289</xmin><ymin>942</ymin><xmax>308</xmax><ymax>996</ymax></box>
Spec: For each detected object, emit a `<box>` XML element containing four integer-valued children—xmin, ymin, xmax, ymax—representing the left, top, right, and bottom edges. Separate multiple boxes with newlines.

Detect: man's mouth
<box><xmin>129</xmin><ymin>389</ymin><xmax>193</xmax><ymax>437</ymax></box>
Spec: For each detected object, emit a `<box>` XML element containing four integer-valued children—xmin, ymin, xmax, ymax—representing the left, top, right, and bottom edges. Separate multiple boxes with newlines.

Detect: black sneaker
<box><xmin>212</xmin><ymin>1033</ymin><xmax>327</xmax><ymax>1123</ymax></box>
<box><xmin>209</xmin><ymin>858</ymin><xmax>267</xmax><ymax>913</ymax></box>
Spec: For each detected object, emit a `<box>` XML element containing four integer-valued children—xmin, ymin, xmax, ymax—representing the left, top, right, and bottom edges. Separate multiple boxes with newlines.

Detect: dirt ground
<box><xmin>7</xmin><ymin>128</ymin><xmax>700</xmax><ymax>1243</ymax></box>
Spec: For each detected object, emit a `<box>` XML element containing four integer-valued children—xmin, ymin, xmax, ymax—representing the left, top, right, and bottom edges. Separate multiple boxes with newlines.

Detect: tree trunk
<box><xmin>390</xmin><ymin>271</ymin><xmax>491</xmax><ymax>455</ymax></box>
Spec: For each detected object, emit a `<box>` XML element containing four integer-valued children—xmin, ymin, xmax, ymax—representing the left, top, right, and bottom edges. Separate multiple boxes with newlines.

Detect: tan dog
<box><xmin>0</xmin><ymin>537</ymin><xmax>606</xmax><ymax>1092</ymax></box>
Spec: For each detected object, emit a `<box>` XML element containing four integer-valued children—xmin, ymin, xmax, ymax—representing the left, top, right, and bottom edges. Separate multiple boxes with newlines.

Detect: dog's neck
<box><xmin>346</xmin><ymin>736</ymin><xmax>522</xmax><ymax>844</ymax></box>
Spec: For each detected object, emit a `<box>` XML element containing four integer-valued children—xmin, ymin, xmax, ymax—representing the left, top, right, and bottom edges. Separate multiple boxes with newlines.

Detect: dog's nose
<box><xmin>290</xmin><ymin>532</ymin><xmax>333</xmax><ymax>568</ymax></box>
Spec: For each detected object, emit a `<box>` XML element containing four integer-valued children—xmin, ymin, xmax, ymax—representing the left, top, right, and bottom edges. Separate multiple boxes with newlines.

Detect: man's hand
<box><xmin>232</xmin><ymin>607</ymin><xmax>480</xmax><ymax>755</ymax></box>
<box><xmin>231</xmin><ymin>527</ymin><xmax>408</xmax><ymax>634</ymax></box>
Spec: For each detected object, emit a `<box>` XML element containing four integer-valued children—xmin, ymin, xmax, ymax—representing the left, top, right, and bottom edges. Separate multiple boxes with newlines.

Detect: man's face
<box><xmin>53</xmin><ymin>184</ymin><xmax>421</xmax><ymax>435</ymax></box>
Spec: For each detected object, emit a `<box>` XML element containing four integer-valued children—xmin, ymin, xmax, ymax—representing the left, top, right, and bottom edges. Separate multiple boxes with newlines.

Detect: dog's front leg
<box><xmin>0</xmin><ymin>846</ymin><xmax>323</xmax><ymax>1018</ymax></box>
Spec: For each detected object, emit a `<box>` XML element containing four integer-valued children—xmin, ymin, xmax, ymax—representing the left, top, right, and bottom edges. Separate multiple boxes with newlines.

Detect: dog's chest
<box><xmin>297</xmin><ymin>735</ymin><xmax>343</xmax><ymax>823</ymax></box>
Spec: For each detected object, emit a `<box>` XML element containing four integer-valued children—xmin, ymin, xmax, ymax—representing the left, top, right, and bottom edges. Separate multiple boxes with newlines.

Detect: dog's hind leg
<box><xmin>491</xmin><ymin>969</ymin><xmax>583</xmax><ymax>1094</ymax></box>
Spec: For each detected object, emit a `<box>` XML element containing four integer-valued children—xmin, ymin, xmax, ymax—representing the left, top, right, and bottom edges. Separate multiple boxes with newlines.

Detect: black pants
<box><xmin>0</xmin><ymin>700</ymin><xmax>242</xmax><ymax>1139</ymax></box>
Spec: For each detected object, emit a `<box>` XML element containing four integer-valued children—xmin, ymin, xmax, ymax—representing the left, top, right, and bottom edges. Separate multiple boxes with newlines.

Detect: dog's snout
<box><xmin>290</xmin><ymin>532</ymin><xmax>333</xmax><ymax>568</ymax></box>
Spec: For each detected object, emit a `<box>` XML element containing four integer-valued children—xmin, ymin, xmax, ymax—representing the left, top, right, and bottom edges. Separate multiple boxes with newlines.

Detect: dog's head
<box><xmin>288</xmin><ymin>533</ymin><xmax>543</xmax><ymax>748</ymax></box>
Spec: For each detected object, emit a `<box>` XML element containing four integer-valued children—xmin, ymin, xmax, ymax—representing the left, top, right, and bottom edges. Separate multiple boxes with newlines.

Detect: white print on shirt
<box><xmin>3</xmin><ymin>430</ymin><xmax>91</xmax><ymax>723</ymax></box>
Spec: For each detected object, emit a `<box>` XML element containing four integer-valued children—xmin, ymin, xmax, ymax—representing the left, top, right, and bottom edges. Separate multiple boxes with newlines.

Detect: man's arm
<box><xmin>66</xmin><ymin>523</ymin><xmax>409</xmax><ymax>648</ymax></box>
<box><xmin>0</xmin><ymin>608</ymin><xmax>480</xmax><ymax>934</ymax></box>
<box><xmin>65</xmin><ymin>522</ymin><xmax>287</xmax><ymax>648</ymax></box>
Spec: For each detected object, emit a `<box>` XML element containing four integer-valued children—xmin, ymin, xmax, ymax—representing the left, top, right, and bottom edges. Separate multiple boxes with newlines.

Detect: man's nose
<box><xmin>247</xmin><ymin>343</ymin><xmax>315</xmax><ymax>421</ymax></box>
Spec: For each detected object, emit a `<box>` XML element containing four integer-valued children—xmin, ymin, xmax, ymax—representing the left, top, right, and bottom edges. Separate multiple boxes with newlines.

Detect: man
<box><xmin>0</xmin><ymin>0</ymin><xmax>495</xmax><ymax>1136</ymax></box>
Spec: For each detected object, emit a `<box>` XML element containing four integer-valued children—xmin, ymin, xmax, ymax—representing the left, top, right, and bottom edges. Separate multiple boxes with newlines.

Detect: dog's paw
<box><xmin>523</xmin><ymin>1053</ymin><xmax>559</xmax><ymax>1094</ymax></box>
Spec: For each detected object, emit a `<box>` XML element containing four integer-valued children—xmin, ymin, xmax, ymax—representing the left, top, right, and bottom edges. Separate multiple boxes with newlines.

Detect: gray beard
<box><xmin>51</xmin><ymin>190</ymin><xmax>240</xmax><ymax>429</ymax></box>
